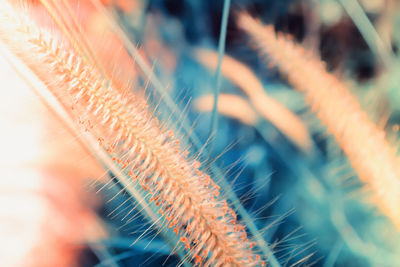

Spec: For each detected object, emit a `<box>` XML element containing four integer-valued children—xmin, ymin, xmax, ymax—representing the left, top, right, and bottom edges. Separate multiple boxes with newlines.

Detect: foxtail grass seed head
<box><xmin>0</xmin><ymin>3</ymin><xmax>265</xmax><ymax>266</ymax></box>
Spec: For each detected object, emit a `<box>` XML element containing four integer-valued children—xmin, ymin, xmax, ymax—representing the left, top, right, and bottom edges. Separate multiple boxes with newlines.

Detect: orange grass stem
<box><xmin>195</xmin><ymin>49</ymin><xmax>312</xmax><ymax>151</ymax></box>
<box><xmin>195</xmin><ymin>94</ymin><xmax>258</xmax><ymax>126</ymax></box>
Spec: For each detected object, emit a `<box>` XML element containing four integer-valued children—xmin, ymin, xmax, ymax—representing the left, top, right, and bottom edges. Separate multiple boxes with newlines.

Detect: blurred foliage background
<box><xmin>83</xmin><ymin>0</ymin><xmax>400</xmax><ymax>266</ymax></box>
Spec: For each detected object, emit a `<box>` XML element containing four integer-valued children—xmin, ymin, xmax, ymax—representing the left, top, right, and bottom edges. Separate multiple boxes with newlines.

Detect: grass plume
<box><xmin>0</xmin><ymin>2</ymin><xmax>271</xmax><ymax>266</ymax></box>
<box><xmin>238</xmin><ymin>13</ymin><xmax>400</xmax><ymax>230</ymax></box>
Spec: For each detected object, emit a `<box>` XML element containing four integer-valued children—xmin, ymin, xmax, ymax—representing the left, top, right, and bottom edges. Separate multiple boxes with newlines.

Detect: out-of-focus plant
<box><xmin>238</xmin><ymin>13</ymin><xmax>400</xmax><ymax>230</ymax></box>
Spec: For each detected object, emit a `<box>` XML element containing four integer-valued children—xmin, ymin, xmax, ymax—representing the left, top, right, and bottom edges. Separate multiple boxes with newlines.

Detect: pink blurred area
<box><xmin>0</xmin><ymin>45</ymin><xmax>104</xmax><ymax>266</ymax></box>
